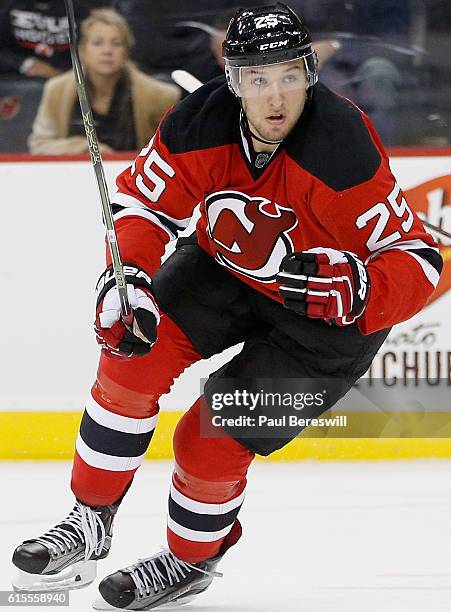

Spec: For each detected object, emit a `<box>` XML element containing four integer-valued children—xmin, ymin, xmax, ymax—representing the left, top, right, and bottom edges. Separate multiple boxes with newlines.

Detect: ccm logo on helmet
<box><xmin>259</xmin><ymin>40</ymin><xmax>288</xmax><ymax>51</ymax></box>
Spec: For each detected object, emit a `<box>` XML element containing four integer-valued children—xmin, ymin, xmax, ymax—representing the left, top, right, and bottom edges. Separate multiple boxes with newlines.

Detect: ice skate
<box><xmin>12</xmin><ymin>499</ymin><xmax>119</xmax><ymax>592</ymax></box>
<box><xmin>93</xmin><ymin>521</ymin><xmax>241</xmax><ymax>610</ymax></box>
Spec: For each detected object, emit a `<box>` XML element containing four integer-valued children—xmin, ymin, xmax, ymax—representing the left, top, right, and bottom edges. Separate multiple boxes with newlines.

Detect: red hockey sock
<box><xmin>168</xmin><ymin>398</ymin><xmax>254</xmax><ymax>562</ymax></box>
<box><xmin>71</xmin><ymin>314</ymin><xmax>201</xmax><ymax>506</ymax></box>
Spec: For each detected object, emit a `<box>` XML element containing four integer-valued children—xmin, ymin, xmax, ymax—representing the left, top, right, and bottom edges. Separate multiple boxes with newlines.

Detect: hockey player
<box><xmin>12</xmin><ymin>3</ymin><xmax>442</xmax><ymax>610</ymax></box>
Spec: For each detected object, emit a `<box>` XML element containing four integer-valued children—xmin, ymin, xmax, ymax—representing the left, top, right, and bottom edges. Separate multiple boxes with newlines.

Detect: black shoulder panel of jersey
<box><xmin>286</xmin><ymin>83</ymin><xmax>382</xmax><ymax>192</ymax></box>
<box><xmin>160</xmin><ymin>75</ymin><xmax>240</xmax><ymax>154</ymax></box>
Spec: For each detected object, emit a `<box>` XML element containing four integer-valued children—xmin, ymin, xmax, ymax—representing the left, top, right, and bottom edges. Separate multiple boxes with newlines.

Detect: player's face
<box><xmin>240</xmin><ymin>60</ymin><xmax>308</xmax><ymax>149</ymax></box>
<box><xmin>81</xmin><ymin>22</ymin><xmax>128</xmax><ymax>77</ymax></box>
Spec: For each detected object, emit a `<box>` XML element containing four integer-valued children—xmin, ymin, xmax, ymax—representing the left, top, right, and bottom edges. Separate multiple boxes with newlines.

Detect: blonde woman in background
<box><xmin>28</xmin><ymin>8</ymin><xmax>181</xmax><ymax>154</ymax></box>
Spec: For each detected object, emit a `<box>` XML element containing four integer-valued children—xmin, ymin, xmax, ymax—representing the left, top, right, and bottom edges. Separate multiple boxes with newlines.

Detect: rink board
<box><xmin>3</xmin><ymin>411</ymin><xmax>451</xmax><ymax>461</ymax></box>
<box><xmin>0</xmin><ymin>150</ymin><xmax>450</xmax><ymax>460</ymax></box>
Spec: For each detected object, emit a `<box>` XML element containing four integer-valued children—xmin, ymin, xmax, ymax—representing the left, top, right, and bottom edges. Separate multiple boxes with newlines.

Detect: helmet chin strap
<box><xmin>239</xmin><ymin>105</ymin><xmax>283</xmax><ymax>146</ymax></box>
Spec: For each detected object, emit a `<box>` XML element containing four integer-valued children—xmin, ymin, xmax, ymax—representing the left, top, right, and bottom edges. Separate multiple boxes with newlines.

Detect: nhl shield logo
<box><xmin>205</xmin><ymin>190</ymin><xmax>298</xmax><ymax>282</ymax></box>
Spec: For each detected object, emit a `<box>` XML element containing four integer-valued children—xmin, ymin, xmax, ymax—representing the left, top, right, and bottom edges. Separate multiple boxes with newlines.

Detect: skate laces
<box><xmin>35</xmin><ymin>501</ymin><xmax>107</xmax><ymax>560</ymax></box>
<box><xmin>125</xmin><ymin>547</ymin><xmax>223</xmax><ymax>597</ymax></box>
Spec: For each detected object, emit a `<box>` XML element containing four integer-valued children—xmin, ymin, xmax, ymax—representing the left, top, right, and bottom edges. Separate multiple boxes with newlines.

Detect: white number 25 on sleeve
<box><xmin>356</xmin><ymin>182</ymin><xmax>414</xmax><ymax>251</ymax></box>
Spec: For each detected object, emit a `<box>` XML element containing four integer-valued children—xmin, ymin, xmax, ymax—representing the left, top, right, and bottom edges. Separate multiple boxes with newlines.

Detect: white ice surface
<box><xmin>1</xmin><ymin>460</ymin><xmax>451</xmax><ymax>612</ymax></box>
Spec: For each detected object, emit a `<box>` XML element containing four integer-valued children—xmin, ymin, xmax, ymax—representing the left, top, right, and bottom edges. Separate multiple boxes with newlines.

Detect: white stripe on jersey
<box><xmin>367</xmin><ymin>238</ymin><xmax>440</xmax><ymax>288</ymax></box>
<box><xmin>113</xmin><ymin>208</ymin><xmax>175</xmax><ymax>239</ymax></box>
<box><xmin>404</xmin><ymin>251</ymin><xmax>441</xmax><ymax>288</ymax></box>
<box><xmin>113</xmin><ymin>192</ymin><xmax>191</xmax><ymax>228</ymax></box>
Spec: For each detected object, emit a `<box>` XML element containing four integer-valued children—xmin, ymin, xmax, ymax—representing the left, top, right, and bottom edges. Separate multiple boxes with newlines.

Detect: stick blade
<box><xmin>171</xmin><ymin>70</ymin><xmax>203</xmax><ymax>93</ymax></box>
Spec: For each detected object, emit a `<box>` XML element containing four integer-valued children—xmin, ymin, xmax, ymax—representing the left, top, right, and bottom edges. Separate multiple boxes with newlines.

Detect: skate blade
<box><xmin>158</xmin><ymin>595</ymin><xmax>197</xmax><ymax>609</ymax></box>
<box><xmin>91</xmin><ymin>593</ymin><xmax>197</xmax><ymax>610</ymax></box>
<box><xmin>12</xmin><ymin>560</ymin><xmax>97</xmax><ymax>592</ymax></box>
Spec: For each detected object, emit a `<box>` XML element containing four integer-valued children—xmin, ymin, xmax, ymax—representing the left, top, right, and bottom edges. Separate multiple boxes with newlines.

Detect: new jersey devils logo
<box><xmin>205</xmin><ymin>190</ymin><xmax>298</xmax><ymax>281</ymax></box>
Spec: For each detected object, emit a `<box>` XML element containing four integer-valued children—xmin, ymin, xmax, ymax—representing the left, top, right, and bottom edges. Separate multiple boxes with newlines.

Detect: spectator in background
<box><xmin>211</xmin><ymin>1</ymin><xmax>407</xmax><ymax>145</ymax></box>
<box><xmin>184</xmin><ymin>1</ymin><xmax>408</xmax><ymax>145</ymax></box>
<box><xmin>28</xmin><ymin>8</ymin><xmax>180</xmax><ymax>154</ymax></box>
<box><xmin>115</xmin><ymin>0</ymin><xmax>266</xmax><ymax>83</ymax></box>
<box><xmin>288</xmin><ymin>0</ymin><xmax>410</xmax><ymax>145</ymax></box>
<box><xmin>0</xmin><ymin>0</ymin><xmax>113</xmax><ymax>79</ymax></box>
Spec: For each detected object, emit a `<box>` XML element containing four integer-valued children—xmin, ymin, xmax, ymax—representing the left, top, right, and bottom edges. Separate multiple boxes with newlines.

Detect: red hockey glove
<box><xmin>276</xmin><ymin>247</ymin><xmax>370</xmax><ymax>326</ymax></box>
<box><xmin>94</xmin><ymin>265</ymin><xmax>160</xmax><ymax>357</ymax></box>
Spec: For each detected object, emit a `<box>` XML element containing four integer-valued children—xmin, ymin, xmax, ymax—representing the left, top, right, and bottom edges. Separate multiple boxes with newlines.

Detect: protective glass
<box><xmin>225</xmin><ymin>54</ymin><xmax>317</xmax><ymax>98</ymax></box>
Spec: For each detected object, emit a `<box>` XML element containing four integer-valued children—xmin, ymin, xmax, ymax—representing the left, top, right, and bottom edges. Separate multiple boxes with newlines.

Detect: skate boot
<box><xmin>12</xmin><ymin>498</ymin><xmax>120</xmax><ymax>592</ymax></box>
<box><xmin>94</xmin><ymin>520</ymin><xmax>242</xmax><ymax>610</ymax></box>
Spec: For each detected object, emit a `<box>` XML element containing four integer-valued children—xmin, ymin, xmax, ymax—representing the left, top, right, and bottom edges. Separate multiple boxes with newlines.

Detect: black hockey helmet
<box><xmin>223</xmin><ymin>3</ymin><xmax>318</xmax><ymax>97</ymax></box>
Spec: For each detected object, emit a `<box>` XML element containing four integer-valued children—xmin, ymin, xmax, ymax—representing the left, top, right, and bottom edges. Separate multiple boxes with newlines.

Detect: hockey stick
<box><xmin>63</xmin><ymin>0</ymin><xmax>132</xmax><ymax>322</ymax></box>
<box><xmin>171</xmin><ymin>70</ymin><xmax>203</xmax><ymax>93</ymax></box>
<box><xmin>422</xmin><ymin>220</ymin><xmax>451</xmax><ymax>242</ymax></box>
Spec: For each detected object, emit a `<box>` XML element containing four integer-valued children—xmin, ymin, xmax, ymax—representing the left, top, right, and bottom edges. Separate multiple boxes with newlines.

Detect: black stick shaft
<box><xmin>423</xmin><ymin>220</ymin><xmax>451</xmax><ymax>241</ymax></box>
<box><xmin>63</xmin><ymin>0</ymin><xmax>131</xmax><ymax>318</ymax></box>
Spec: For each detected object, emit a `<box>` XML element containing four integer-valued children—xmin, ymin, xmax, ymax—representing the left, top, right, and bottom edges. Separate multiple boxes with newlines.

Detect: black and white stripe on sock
<box><xmin>167</xmin><ymin>482</ymin><xmax>245</xmax><ymax>542</ymax></box>
<box><xmin>75</xmin><ymin>395</ymin><xmax>157</xmax><ymax>471</ymax></box>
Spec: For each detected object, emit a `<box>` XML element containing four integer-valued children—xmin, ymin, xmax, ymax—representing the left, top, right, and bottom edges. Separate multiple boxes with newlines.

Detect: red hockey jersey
<box><xmin>112</xmin><ymin>77</ymin><xmax>442</xmax><ymax>336</ymax></box>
